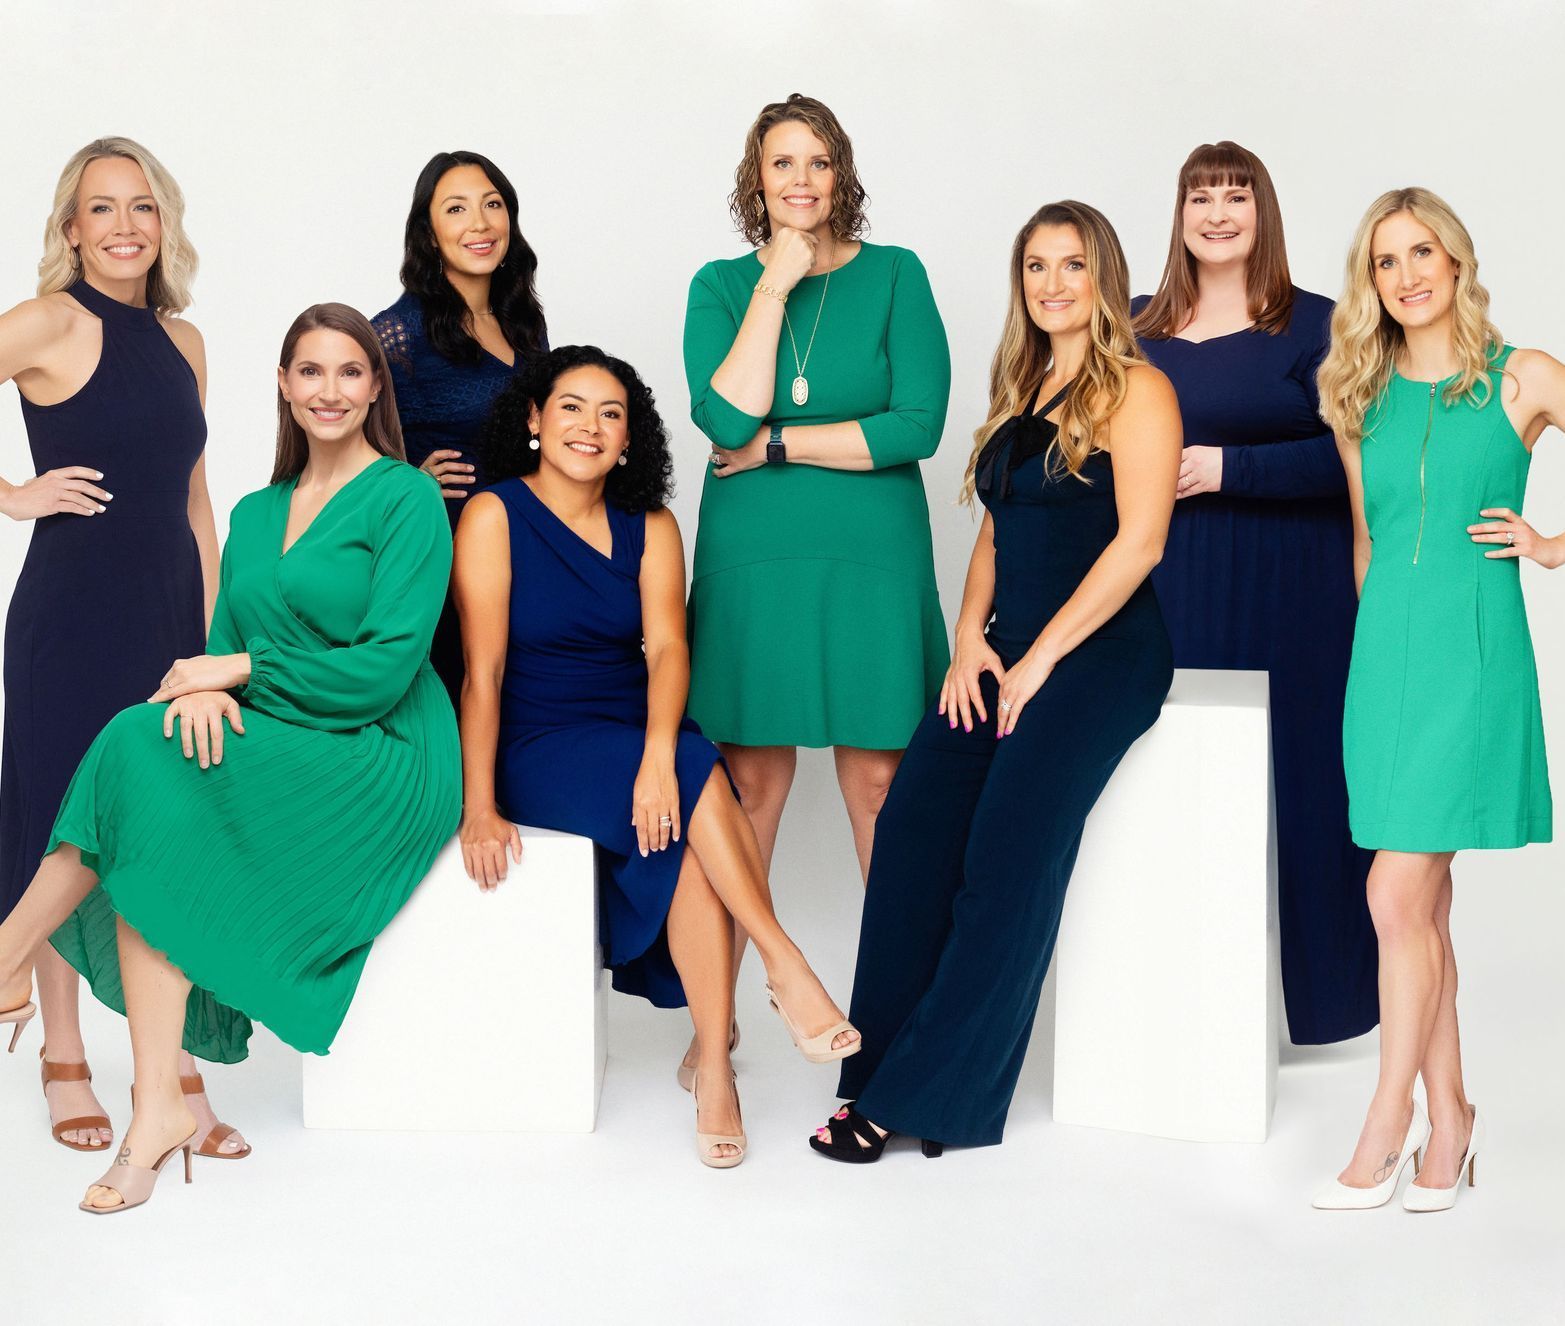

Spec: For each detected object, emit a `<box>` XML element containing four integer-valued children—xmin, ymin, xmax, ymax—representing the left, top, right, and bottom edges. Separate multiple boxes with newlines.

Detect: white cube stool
<box><xmin>302</xmin><ymin>827</ymin><xmax>606</xmax><ymax>1132</ymax></box>
<box><xmin>1051</xmin><ymin>669</ymin><xmax>1277</xmax><ymax>1143</ymax></box>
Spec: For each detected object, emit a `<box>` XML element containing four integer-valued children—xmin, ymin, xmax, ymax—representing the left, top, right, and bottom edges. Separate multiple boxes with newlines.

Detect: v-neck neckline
<box><xmin>517</xmin><ymin>477</ymin><xmax>616</xmax><ymax>563</ymax></box>
<box><xmin>280</xmin><ymin>456</ymin><xmax>393</xmax><ymax>558</ymax></box>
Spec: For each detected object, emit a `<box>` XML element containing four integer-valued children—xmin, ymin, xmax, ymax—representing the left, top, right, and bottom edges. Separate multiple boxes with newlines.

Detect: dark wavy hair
<box><xmin>730</xmin><ymin>93</ymin><xmax>869</xmax><ymax>247</ymax></box>
<box><xmin>482</xmin><ymin>346</ymin><xmax>674</xmax><ymax>513</ymax></box>
<box><xmin>399</xmin><ymin>150</ymin><xmax>546</xmax><ymax>365</ymax></box>
<box><xmin>273</xmin><ymin>303</ymin><xmax>405</xmax><ymax>483</ymax></box>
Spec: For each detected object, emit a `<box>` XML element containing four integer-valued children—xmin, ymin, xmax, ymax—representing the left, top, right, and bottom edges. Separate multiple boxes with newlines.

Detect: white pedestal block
<box><xmin>302</xmin><ymin>827</ymin><xmax>606</xmax><ymax>1132</ymax></box>
<box><xmin>1052</xmin><ymin>669</ymin><xmax>1277</xmax><ymax>1143</ymax></box>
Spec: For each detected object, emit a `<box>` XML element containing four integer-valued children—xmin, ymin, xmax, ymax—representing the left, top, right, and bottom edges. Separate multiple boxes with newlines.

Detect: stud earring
<box><xmin>528</xmin><ymin>435</ymin><xmax>540</xmax><ymax>451</ymax></box>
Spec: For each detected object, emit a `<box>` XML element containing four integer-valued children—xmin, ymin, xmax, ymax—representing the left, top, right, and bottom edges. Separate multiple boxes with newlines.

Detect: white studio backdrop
<box><xmin>2</xmin><ymin>0</ymin><xmax>1561</xmax><ymax>985</ymax></box>
<box><xmin>3</xmin><ymin>4</ymin><xmax>1565</xmax><ymax>1323</ymax></box>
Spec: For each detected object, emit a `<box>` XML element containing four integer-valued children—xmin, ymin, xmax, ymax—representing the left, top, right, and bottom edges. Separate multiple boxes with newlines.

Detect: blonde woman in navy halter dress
<box><xmin>0</xmin><ymin>140</ymin><xmax>247</xmax><ymax>1161</ymax></box>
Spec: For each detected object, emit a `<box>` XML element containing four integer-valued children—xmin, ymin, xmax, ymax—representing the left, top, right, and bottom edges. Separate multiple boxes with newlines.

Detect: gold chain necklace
<box><xmin>782</xmin><ymin>246</ymin><xmax>832</xmax><ymax>407</ymax></box>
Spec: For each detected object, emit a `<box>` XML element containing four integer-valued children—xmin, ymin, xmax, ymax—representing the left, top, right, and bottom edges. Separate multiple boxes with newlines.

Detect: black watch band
<box><xmin>766</xmin><ymin>423</ymin><xmax>787</xmax><ymax>465</ymax></box>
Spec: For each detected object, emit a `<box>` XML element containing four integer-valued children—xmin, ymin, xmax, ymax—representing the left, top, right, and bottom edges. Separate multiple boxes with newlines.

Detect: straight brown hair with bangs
<box><xmin>272</xmin><ymin>303</ymin><xmax>406</xmax><ymax>483</ymax></box>
<box><xmin>1134</xmin><ymin>141</ymin><xmax>1294</xmax><ymax>340</ymax></box>
<box><xmin>729</xmin><ymin>93</ymin><xmax>869</xmax><ymax>247</ymax></box>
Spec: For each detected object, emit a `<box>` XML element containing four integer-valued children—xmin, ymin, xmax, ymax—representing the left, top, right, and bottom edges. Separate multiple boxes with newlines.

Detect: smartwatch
<box><xmin>766</xmin><ymin>423</ymin><xmax>787</xmax><ymax>465</ymax></box>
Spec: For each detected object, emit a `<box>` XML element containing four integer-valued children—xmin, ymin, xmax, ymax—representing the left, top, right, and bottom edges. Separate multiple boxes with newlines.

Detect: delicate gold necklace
<box><xmin>782</xmin><ymin>245</ymin><xmax>832</xmax><ymax>407</ymax></box>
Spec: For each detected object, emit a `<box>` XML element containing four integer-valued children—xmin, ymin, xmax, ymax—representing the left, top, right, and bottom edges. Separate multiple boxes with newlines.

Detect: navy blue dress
<box><xmin>372</xmin><ymin>293</ymin><xmax>542</xmax><ymax>707</ymax></box>
<box><xmin>489</xmin><ymin>478</ymin><xmax>726</xmax><ymax>1008</ymax></box>
<box><xmin>1</xmin><ymin>280</ymin><xmax>205</xmax><ymax>919</ymax></box>
<box><xmin>838</xmin><ymin>393</ymin><xmax>1173</xmax><ymax>1147</ymax></box>
<box><xmin>1134</xmin><ymin>288</ymin><xmax>1378</xmax><ymax>1045</ymax></box>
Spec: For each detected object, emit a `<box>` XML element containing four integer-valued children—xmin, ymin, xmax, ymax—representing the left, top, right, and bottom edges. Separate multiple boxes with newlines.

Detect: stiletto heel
<box><xmin>1412</xmin><ymin>1149</ymin><xmax>1421</xmax><ymax>1178</ymax></box>
<box><xmin>764</xmin><ymin>983</ymin><xmax>861</xmax><ymax>1065</ymax></box>
<box><xmin>79</xmin><ymin>1128</ymin><xmax>198</xmax><ymax>1215</ymax></box>
<box><xmin>921</xmin><ymin>1140</ymin><xmax>944</xmax><ymax>1158</ymax></box>
<box><xmin>2</xmin><ymin>1000</ymin><xmax>35</xmax><ymax>1054</ymax></box>
<box><xmin>1311</xmin><ymin>1099</ymin><xmax>1429</xmax><ymax>1210</ymax></box>
<box><xmin>1403</xmin><ymin>1106</ymin><xmax>1483</xmax><ymax>1213</ymax></box>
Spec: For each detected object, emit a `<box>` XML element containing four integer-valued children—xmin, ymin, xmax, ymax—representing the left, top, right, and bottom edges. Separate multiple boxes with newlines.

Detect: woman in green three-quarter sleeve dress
<box><xmin>0</xmin><ymin>304</ymin><xmax>459</xmax><ymax>1215</ymax></box>
<box><xmin>681</xmin><ymin>93</ymin><xmax>950</xmax><ymax>1085</ymax></box>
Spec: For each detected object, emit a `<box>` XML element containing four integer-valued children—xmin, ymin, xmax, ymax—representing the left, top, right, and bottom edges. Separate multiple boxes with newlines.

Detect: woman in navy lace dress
<box><xmin>373</xmin><ymin>150</ymin><xmax>547</xmax><ymax>707</ymax></box>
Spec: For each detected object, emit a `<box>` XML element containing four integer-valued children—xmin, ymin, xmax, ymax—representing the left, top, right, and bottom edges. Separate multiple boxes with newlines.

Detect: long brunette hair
<box><xmin>961</xmin><ymin>201</ymin><xmax>1145</xmax><ymax>503</ymax></box>
<box><xmin>273</xmin><ymin>304</ymin><xmax>406</xmax><ymax>483</ymax></box>
<box><xmin>1134</xmin><ymin>141</ymin><xmax>1294</xmax><ymax>340</ymax></box>
<box><xmin>399</xmin><ymin>150</ymin><xmax>546</xmax><ymax>365</ymax></box>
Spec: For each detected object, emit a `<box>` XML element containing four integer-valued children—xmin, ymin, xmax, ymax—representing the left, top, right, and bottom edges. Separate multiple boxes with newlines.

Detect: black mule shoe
<box><xmin>809</xmin><ymin>1103</ymin><xmax>947</xmax><ymax>1163</ymax></box>
<box><xmin>810</xmin><ymin>1103</ymin><xmax>892</xmax><ymax>1163</ymax></box>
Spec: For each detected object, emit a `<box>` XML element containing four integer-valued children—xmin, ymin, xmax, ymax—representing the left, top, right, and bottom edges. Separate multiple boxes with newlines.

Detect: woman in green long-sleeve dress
<box><xmin>0</xmin><ymin>303</ymin><xmax>459</xmax><ymax>1214</ymax></box>
<box><xmin>683</xmin><ymin>95</ymin><xmax>949</xmax><ymax>969</ymax></box>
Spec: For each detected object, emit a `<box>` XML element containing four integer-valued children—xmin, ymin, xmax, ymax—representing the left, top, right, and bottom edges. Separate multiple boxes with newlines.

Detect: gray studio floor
<box><xmin>2</xmin><ymin>769</ymin><xmax>1560</xmax><ymax>1326</ymax></box>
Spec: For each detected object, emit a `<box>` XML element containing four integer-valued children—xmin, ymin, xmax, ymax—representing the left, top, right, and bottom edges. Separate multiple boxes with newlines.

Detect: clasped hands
<box><xmin>146</xmin><ymin>654</ymin><xmax>251</xmax><ymax>769</ymax></box>
<box><xmin>938</xmin><ymin>631</ymin><xmax>1054</xmax><ymax>739</ymax></box>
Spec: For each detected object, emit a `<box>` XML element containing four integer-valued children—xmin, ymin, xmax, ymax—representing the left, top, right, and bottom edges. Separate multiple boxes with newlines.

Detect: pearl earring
<box><xmin>528</xmin><ymin>435</ymin><xmax>540</xmax><ymax>451</ymax></box>
<box><xmin>617</xmin><ymin>451</ymin><xmax>628</xmax><ymax>467</ymax></box>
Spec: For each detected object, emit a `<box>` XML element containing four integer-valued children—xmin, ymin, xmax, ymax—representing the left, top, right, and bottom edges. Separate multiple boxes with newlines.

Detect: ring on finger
<box><xmin>658</xmin><ymin>816</ymin><xmax>672</xmax><ymax>826</ymax></box>
<box><xmin>1507</xmin><ymin>530</ymin><xmax>1515</xmax><ymax>545</ymax></box>
<box><xmin>998</xmin><ymin>699</ymin><xmax>1013</xmax><ymax>712</ymax></box>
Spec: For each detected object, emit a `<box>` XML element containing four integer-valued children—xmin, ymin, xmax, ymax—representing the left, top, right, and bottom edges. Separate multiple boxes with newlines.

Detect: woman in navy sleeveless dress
<box><xmin>372</xmin><ymin>150</ymin><xmax>546</xmax><ymax>709</ymax></box>
<box><xmin>0</xmin><ymin>140</ymin><xmax>243</xmax><ymax>1160</ymax></box>
<box><xmin>810</xmin><ymin>203</ymin><xmax>1179</xmax><ymax>1159</ymax></box>
<box><xmin>455</xmin><ymin>346</ymin><xmax>860</xmax><ymax>1167</ymax></box>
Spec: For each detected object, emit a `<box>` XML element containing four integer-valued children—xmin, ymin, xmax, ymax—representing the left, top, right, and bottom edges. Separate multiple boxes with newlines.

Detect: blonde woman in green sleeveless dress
<box><xmin>1313</xmin><ymin>189</ymin><xmax>1563</xmax><ymax>1214</ymax></box>
<box><xmin>681</xmin><ymin>93</ymin><xmax>950</xmax><ymax>1085</ymax></box>
<box><xmin>0</xmin><ymin>304</ymin><xmax>458</xmax><ymax>1213</ymax></box>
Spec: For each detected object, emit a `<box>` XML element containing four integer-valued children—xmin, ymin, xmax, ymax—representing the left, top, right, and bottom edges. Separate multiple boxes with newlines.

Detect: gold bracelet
<box><xmin>753</xmin><ymin>281</ymin><xmax>788</xmax><ymax>304</ymax></box>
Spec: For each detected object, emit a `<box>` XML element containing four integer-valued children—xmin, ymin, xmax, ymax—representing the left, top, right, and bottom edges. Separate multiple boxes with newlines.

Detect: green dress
<box><xmin>1343</xmin><ymin>347</ymin><xmax>1551</xmax><ymax>850</ymax></box>
<box><xmin>683</xmin><ymin>242</ymin><xmax>951</xmax><ymax>749</ymax></box>
<box><xmin>48</xmin><ymin>457</ymin><xmax>461</xmax><ymax>1062</ymax></box>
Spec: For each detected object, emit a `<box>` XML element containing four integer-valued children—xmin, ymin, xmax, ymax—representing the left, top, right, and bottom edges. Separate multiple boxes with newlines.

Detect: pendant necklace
<box><xmin>782</xmin><ymin>244</ymin><xmax>832</xmax><ymax>407</ymax></box>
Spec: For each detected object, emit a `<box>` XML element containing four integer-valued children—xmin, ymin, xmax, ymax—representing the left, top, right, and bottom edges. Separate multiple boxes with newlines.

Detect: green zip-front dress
<box><xmin>683</xmin><ymin>242</ymin><xmax>951</xmax><ymax>749</ymax></box>
<box><xmin>1343</xmin><ymin>347</ymin><xmax>1551</xmax><ymax>850</ymax></box>
<box><xmin>47</xmin><ymin>457</ymin><xmax>461</xmax><ymax>1062</ymax></box>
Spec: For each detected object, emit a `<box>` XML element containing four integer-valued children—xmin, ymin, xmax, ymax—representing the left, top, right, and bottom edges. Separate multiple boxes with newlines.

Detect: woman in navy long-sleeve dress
<box><xmin>372</xmin><ymin>150</ymin><xmax>546</xmax><ymax>709</ymax></box>
<box><xmin>1133</xmin><ymin>141</ymin><xmax>1377</xmax><ymax>1045</ymax></box>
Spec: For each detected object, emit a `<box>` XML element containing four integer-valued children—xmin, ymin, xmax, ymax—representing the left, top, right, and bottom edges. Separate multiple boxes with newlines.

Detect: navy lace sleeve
<box><xmin>369</xmin><ymin>291</ymin><xmax>539</xmax><ymax>528</ymax></box>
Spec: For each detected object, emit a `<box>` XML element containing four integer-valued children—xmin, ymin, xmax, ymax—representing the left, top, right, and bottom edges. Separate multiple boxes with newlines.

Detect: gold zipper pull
<box><xmin>1413</xmin><ymin>382</ymin><xmax>1436</xmax><ymax>565</ymax></box>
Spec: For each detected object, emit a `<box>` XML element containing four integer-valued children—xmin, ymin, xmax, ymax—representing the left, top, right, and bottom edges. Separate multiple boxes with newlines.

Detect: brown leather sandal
<box><xmin>40</xmin><ymin>1049</ymin><xmax>113</xmax><ymax>1152</ymax></box>
<box><xmin>180</xmin><ymin>1071</ymin><xmax>252</xmax><ymax>1160</ymax></box>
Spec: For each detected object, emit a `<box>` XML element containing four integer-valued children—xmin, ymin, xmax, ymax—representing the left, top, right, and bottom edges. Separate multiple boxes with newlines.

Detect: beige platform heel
<box><xmin>79</xmin><ymin>1128</ymin><xmax>198</xmax><ymax>1215</ymax></box>
<box><xmin>765</xmin><ymin>984</ymin><xmax>861</xmax><ymax>1064</ymax></box>
<box><xmin>677</xmin><ymin>1018</ymin><xmax>740</xmax><ymax>1093</ymax></box>
<box><xmin>693</xmin><ymin>1070</ymin><xmax>746</xmax><ymax>1170</ymax></box>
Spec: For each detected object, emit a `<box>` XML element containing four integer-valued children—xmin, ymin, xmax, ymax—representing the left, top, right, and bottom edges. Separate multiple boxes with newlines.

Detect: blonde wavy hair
<box><xmin>1318</xmin><ymin>187</ymin><xmax>1501</xmax><ymax>443</ymax></box>
<box><xmin>961</xmin><ymin>201</ymin><xmax>1146</xmax><ymax>504</ymax></box>
<box><xmin>37</xmin><ymin>137</ymin><xmax>196</xmax><ymax>314</ymax></box>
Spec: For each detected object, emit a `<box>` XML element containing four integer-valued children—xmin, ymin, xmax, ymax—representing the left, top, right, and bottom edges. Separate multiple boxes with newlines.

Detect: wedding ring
<box><xmin>1507</xmin><ymin>530</ymin><xmax>1515</xmax><ymax>545</ymax></box>
<box><xmin>659</xmin><ymin>816</ymin><xmax>672</xmax><ymax>826</ymax></box>
<box><xmin>998</xmin><ymin>700</ymin><xmax>1013</xmax><ymax>712</ymax></box>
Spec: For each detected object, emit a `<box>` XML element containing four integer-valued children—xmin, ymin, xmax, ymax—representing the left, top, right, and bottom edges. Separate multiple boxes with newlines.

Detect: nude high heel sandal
<box><xmin>41</xmin><ymin>1049</ymin><xmax>113</xmax><ymax>1152</ymax></box>
<box><xmin>79</xmin><ymin>1128</ymin><xmax>198</xmax><ymax>1215</ymax></box>
<box><xmin>765</xmin><ymin>984</ymin><xmax>861</xmax><ymax>1065</ymax></box>
<box><xmin>1312</xmin><ymin>1098</ymin><xmax>1430</xmax><ymax>1210</ymax></box>
<box><xmin>1403</xmin><ymin>1106</ymin><xmax>1483</xmax><ymax>1213</ymax></box>
<box><xmin>693</xmin><ymin>1071</ymin><xmax>746</xmax><ymax>1170</ymax></box>
<box><xmin>2</xmin><ymin>999</ymin><xmax>35</xmax><ymax>1053</ymax></box>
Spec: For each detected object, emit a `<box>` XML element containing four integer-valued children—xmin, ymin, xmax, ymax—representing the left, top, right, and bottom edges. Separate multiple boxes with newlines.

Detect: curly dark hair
<box><xmin>482</xmin><ymin>346</ymin><xmax>675</xmax><ymax>513</ymax></box>
<box><xmin>400</xmin><ymin>150</ymin><xmax>546</xmax><ymax>365</ymax></box>
<box><xmin>730</xmin><ymin>93</ymin><xmax>869</xmax><ymax>247</ymax></box>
